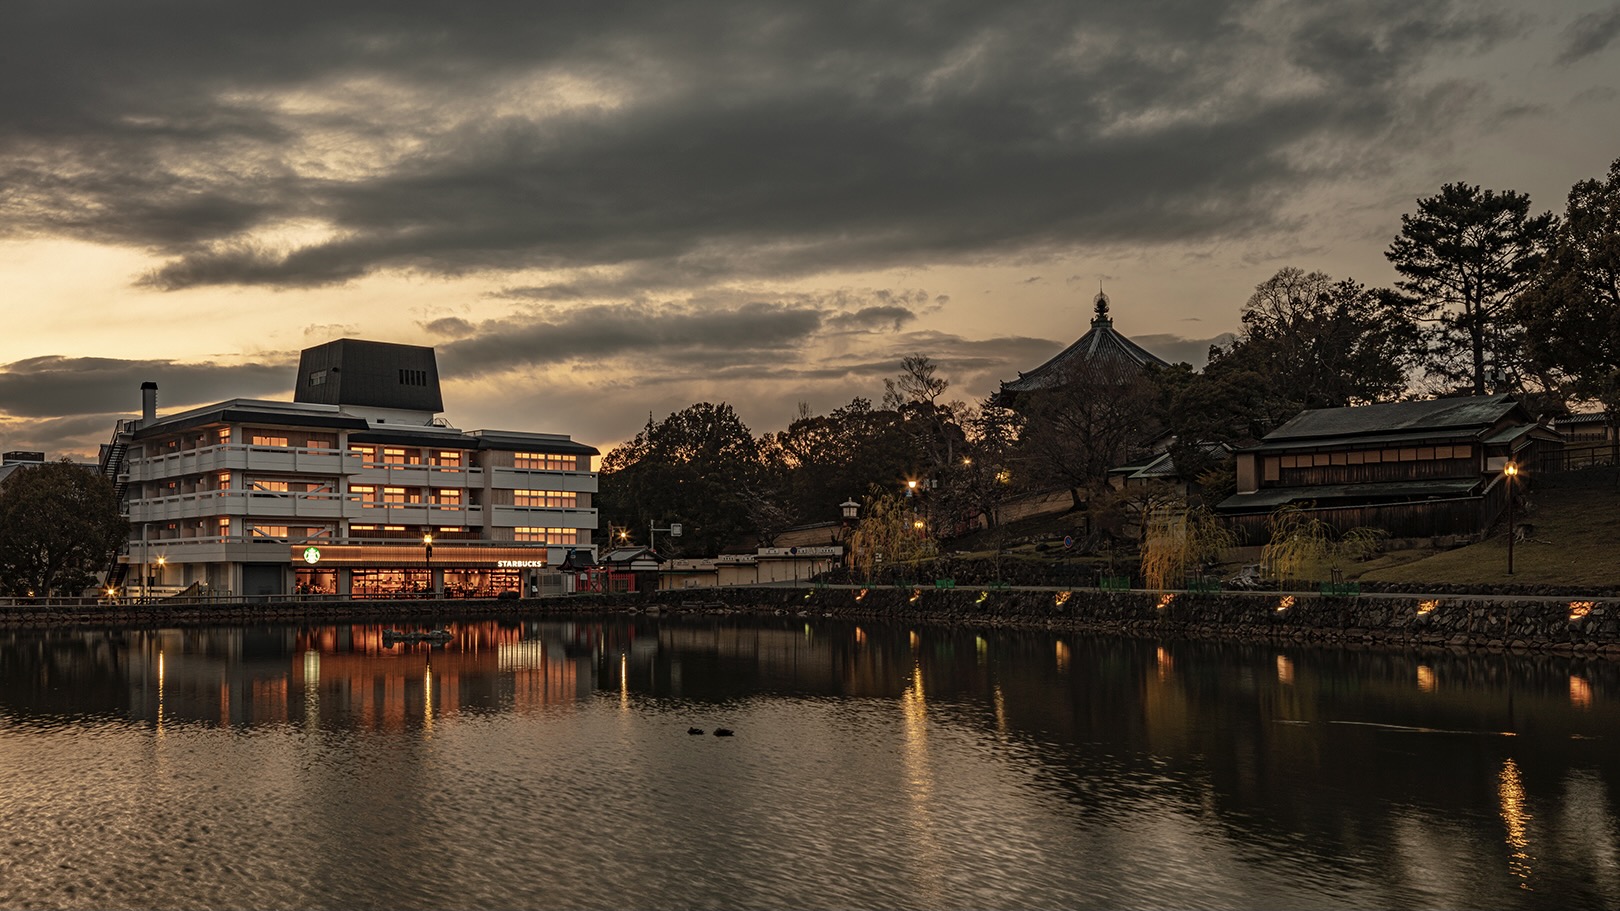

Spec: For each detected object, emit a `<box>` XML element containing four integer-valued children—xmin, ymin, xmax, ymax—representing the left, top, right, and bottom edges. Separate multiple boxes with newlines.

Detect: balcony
<box><xmin>489</xmin><ymin>505</ymin><xmax>598</xmax><ymax>529</ymax></box>
<box><xmin>127</xmin><ymin>444</ymin><xmax>361</xmax><ymax>482</ymax></box>
<box><xmin>488</xmin><ymin>467</ymin><xmax>597</xmax><ymax>493</ymax></box>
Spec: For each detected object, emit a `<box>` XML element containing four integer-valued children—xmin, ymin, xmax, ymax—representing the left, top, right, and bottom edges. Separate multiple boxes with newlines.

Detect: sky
<box><xmin>3</xmin><ymin>0</ymin><xmax>1618</xmax><ymax>463</ymax></box>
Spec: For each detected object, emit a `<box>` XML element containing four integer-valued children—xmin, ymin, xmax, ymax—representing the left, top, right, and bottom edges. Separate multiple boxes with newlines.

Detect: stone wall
<box><xmin>4</xmin><ymin>587</ymin><xmax>1617</xmax><ymax>658</ymax></box>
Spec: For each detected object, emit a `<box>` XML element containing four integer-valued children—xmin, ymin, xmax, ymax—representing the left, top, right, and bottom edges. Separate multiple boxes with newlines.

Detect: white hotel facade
<box><xmin>103</xmin><ymin>339</ymin><xmax>599</xmax><ymax>598</ymax></box>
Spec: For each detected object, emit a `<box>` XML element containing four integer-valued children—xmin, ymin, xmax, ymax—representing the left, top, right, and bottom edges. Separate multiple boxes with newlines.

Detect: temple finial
<box><xmin>1091</xmin><ymin>288</ymin><xmax>1112</xmax><ymax>328</ymax></box>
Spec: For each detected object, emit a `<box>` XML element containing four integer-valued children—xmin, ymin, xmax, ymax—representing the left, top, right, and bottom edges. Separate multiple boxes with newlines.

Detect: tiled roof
<box><xmin>1261</xmin><ymin>395</ymin><xmax>1525</xmax><ymax>443</ymax></box>
<box><xmin>995</xmin><ymin>293</ymin><xmax>1169</xmax><ymax>404</ymax></box>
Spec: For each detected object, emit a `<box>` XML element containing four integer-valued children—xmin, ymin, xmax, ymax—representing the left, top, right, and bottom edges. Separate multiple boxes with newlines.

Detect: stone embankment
<box><xmin>3</xmin><ymin>586</ymin><xmax>1617</xmax><ymax>658</ymax></box>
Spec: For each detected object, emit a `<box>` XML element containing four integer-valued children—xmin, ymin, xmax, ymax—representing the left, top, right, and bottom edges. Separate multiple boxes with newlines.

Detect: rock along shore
<box><xmin>4</xmin><ymin>585</ymin><xmax>1619</xmax><ymax>659</ymax></box>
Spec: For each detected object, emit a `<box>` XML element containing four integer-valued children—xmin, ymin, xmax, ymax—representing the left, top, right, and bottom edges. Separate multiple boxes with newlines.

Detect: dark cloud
<box><xmin>0</xmin><ymin>356</ymin><xmax>289</xmax><ymax>419</ymax></box>
<box><xmin>421</xmin><ymin>316</ymin><xmax>475</xmax><ymax>336</ymax></box>
<box><xmin>0</xmin><ymin>0</ymin><xmax>1523</xmax><ymax>292</ymax></box>
<box><xmin>438</xmin><ymin>300</ymin><xmax>825</xmax><ymax>377</ymax></box>
<box><xmin>1559</xmin><ymin>4</ymin><xmax>1620</xmax><ymax>64</ymax></box>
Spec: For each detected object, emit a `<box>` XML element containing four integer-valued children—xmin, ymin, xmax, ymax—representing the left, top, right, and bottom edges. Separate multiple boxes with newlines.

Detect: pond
<box><xmin>1</xmin><ymin>615</ymin><xmax>1617</xmax><ymax>909</ymax></box>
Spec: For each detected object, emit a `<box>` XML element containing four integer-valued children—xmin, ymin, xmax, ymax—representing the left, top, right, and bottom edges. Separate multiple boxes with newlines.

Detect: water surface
<box><xmin>1</xmin><ymin>616</ymin><xmax>1617</xmax><ymax>909</ymax></box>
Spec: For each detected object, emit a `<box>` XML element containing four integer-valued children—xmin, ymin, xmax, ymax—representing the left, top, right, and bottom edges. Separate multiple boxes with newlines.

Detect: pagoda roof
<box><xmin>994</xmin><ymin>292</ymin><xmax>1169</xmax><ymax>406</ymax></box>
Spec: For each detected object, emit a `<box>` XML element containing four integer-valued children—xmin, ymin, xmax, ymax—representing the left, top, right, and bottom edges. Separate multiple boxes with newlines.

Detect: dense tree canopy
<box><xmin>596</xmin><ymin>403</ymin><xmax>761</xmax><ymax>556</ymax></box>
<box><xmin>1518</xmin><ymin>157</ymin><xmax>1620</xmax><ymax>455</ymax></box>
<box><xmin>0</xmin><ymin>459</ymin><xmax>127</xmax><ymax>597</ymax></box>
<box><xmin>1386</xmin><ymin>183</ymin><xmax>1556</xmax><ymax>395</ymax></box>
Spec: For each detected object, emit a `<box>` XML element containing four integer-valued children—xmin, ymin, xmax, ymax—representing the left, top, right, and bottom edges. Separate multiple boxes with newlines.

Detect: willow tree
<box><xmin>1261</xmin><ymin>505</ymin><xmax>1384</xmax><ymax>587</ymax></box>
<box><xmin>1140</xmin><ymin>504</ymin><xmax>1235</xmax><ymax>591</ymax></box>
<box><xmin>847</xmin><ymin>492</ymin><xmax>930</xmax><ymax>582</ymax></box>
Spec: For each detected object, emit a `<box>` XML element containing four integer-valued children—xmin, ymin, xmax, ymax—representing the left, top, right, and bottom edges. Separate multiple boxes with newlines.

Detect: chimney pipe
<box><xmin>141</xmin><ymin>381</ymin><xmax>157</xmax><ymax>426</ymax></box>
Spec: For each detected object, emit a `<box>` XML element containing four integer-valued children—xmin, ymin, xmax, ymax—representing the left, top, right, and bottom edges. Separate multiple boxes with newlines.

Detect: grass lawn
<box><xmin>1355</xmin><ymin>484</ymin><xmax>1620</xmax><ymax>588</ymax></box>
<box><xmin>941</xmin><ymin>482</ymin><xmax>1620</xmax><ymax>589</ymax></box>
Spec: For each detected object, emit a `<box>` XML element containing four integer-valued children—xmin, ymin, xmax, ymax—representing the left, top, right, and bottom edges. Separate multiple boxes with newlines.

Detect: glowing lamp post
<box><xmin>423</xmin><ymin>533</ymin><xmax>435</xmax><ymax>595</ymax></box>
<box><xmin>1504</xmin><ymin>462</ymin><xmax>1517</xmax><ymax>575</ymax></box>
<box><xmin>840</xmin><ymin>498</ymin><xmax>860</xmax><ymax>579</ymax></box>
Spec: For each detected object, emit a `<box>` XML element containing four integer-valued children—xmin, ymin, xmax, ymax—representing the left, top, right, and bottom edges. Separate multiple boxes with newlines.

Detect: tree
<box><xmin>882</xmin><ymin>354</ymin><xmax>966</xmax><ymax>473</ymax></box>
<box><xmin>1387</xmin><ymin>183</ymin><xmax>1556</xmax><ymax>395</ymax></box>
<box><xmin>0</xmin><ymin>459</ymin><xmax>128</xmax><ymax>597</ymax></box>
<box><xmin>1015</xmin><ymin>357</ymin><xmax>1164</xmax><ymax>510</ymax></box>
<box><xmin>847</xmin><ymin>490</ymin><xmax>931</xmax><ymax>582</ymax></box>
<box><xmin>1166</xmin><ymin>269</ymin><xmax>1421</xmax><ymax>470</ymax></box>
<box><xmin>759</xmin><ymin>396</ymin><xmax>918</xmax><ymax>527</ymax></box>
<box><xmin>596</xmin><ymin>403</ymin><xmax>761</xmax><ymax>555</ymax></box>
<box><xmin>1139</xmin><ymin>503</ymin><xmax>1235</xmax><ymax>592</ymax></box>
<box><xmin>1233</xmin><ymin>268</ymin><xmax>1420</xmax><ymax>408</ymax></box>
<box><xmin>1518</xmin><ymin>157</ymin><xmax>1620</xmax><ymax>461</ymax></box>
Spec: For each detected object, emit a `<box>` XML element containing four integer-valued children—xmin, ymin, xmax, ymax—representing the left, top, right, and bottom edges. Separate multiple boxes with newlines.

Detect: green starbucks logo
<box><xmin>302</xmin><ymin>546</ymin><xmax>321</xmax><ymax>565</ymax></box>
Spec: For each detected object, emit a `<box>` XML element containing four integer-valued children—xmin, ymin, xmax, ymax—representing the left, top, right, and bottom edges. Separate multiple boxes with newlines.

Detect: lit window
<box><xmin>251</xmin><ymin>480</ymin><xmax>290</xmax><ymax>493</ymax></box>
<box><xmin>383</xmin><ymin>448</ymin><xmax>408</xmax><ymax>465</ymax></box>
<box><xmin>217</xmin><ymin>428</ymin><xmax>232</xmax><ymax>444</ymax></box>
<box><xmin>514</xmin><ymin>489</ymin><xmax>577</xmax><ymax>508</ymax></box>
<box><xmin>251</xmin><ymin>525</ymin><xmax>289</xmax><ymax>538</ymax></box>
<box><xmin>514</xmin><ymin>527</ymin><xmax>578</xmax><ymax>543</ymax></box>
<box><xmin>514</xmin><ymin>452</ymin><xmax>574</xmax><ymax>471</ymax></box>
<box><xmin>251</xmin><ymin>435</ymin><xmax>290</xmax><ymax>448</ymax></box>
<box><xmin>383</xmin><ymin>487</ymin><xmax>407</xmax><ymax>504</ymax></box>
<box><xmin>435</xmin><ymin>489</ymin><xmax>463</xmax><ymax>507</ymax></box>
<box><xmin>435</xmin><ymin>451</ymin><xmax>463</xmax><ymax>471</ymax></box>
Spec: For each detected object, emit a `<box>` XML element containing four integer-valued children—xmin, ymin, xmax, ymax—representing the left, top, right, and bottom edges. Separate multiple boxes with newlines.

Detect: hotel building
<box><xmin>101</xmin><ymin>339</ymin><xmax>599</xmax><ymax>598</ymax></box>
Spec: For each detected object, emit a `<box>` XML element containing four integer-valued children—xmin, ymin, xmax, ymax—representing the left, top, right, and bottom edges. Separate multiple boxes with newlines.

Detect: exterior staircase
<box><xmin>98</xmin><ymin>419</ymin><xmax>137</xmax><ymax>589</ymax></box>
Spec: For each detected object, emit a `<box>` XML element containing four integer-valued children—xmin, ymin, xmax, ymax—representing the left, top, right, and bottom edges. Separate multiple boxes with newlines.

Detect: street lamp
<box><xmin>423</xmin><ymin>533</ymin><xmax>434</xmax><ymax>595</ymax></box>
<box><xmin>839</xmin><ymin>498</ymin><xmax>860</xmax><ymax>579</ymax></box>
<box><xmin>1504</xmin><ymin>462</ymin><xmax>1518</xmax><ymax>575</ymax></box>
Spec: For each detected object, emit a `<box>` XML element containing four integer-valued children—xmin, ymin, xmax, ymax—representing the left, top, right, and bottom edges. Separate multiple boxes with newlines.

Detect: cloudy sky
<box><xmin>3</xmin><ymin>0</ymin><xmax>1618</xmax><ymax>461</ymax></box>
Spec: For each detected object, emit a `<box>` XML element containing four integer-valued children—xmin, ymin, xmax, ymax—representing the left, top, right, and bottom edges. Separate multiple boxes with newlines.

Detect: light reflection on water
<box><xmin>0</xmin><ymin>617</ymin><xmax>1618</xmax><ymax>909</ymax></box>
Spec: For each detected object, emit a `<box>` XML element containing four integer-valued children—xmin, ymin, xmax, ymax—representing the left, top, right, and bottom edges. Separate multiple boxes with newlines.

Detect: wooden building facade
<box><xmin>1216</xmin><ymin>395</ymin><xmax>1562</xmax><ymax>543</ymax></box>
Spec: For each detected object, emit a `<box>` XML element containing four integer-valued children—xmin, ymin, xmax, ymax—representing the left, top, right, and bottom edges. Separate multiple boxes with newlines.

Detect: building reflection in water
<box><xmin>3</xmin><ymin>616</ymin><xmax>1620</xmax><ymax>906</ymax></box>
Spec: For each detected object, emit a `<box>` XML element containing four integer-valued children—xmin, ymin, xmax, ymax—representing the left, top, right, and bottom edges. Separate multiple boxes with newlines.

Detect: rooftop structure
<box><xmin>993</xmin><ymin>291</ymin><xmax>1170</xmax><ymax>408</ymax></box>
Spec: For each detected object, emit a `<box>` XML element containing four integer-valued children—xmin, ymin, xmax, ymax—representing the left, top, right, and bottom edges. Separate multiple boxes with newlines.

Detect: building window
<box><xmin>251</xmin><ymin>525</ymin><xmax>289</xmax><ymax>539</ymax></box>
<box><xmin>514</xmin><ymin>527</ymin><xmax>578</xmax><ymax>544</ymax></box>
<box><xmin>217</xmin><ymin>428</ymin><xmax>232</xmax><ymax>444</ymax></box>
<box><xmin>251</xmin><ymin>480</ymin><xmax>290</xmax><ymax>494</ymax></box>
<box><xmin>308</xmin><ymin>370</ymin><xmax>327</xmax><ymax>387</ymax></box>
<box><xmin>398</xmin><ymin>368</ymin><xmax>428</xmax><ymax>386</ymax></box>
<box><xmin>514</xmin><ymin>489</ymin><xmax>577</xmax><ymax>508</ymax></box>
<box><xmin>383</xmin><ymin>448</ymin><xmax>409</xmax><ymax>465</ymax></box>
<box><xmin>217</xmin><ymin>471</ymin><xmax>232</xmax><ymax>490</ymax></box>
<box><xmin>434</xmin><ymin>451</ymin><xmax>463</xmax><ymax>471</ymax></box>
<box><xmin>514</xmin><ymin>452</ymin><xmax>574</xmax><ymax>471</ymax></box>
<box><xmin>383</xmin><ymin>487</ymin><xmax>408</xmax><ymax>504</ymax></box>
<box><xmin>434</xmin><ymin>489</ymin><xmax>463</xmax><ymax>508</ymax></box>
<box><xmin>251</xmin><ymin>434</ymin><xmax>290</xmax><ymax>448</ymax></box>
<box><xmin>350</xmin><ymin>445</ymin><xmax>375</xmax><ymax>463</ymax></box>
<box><xmin>351</xmin><ymin>485</ymin><xmax>376</xmax><ymax>504</ymax></box>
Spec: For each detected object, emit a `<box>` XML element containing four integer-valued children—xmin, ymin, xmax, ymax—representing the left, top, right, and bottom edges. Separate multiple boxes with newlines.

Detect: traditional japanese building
<box><xmin>992</xmin><ymin>291</ymin><xmax>1170</xmax><ymax>408</ymax></box>
<box><xmin>1215</xmin><ymin>394</ymin><xmax>1562</xmax><ymax>542</ymax></box>
<box><xmin>99</xmin><ymin>339</ymin><xmax>600</xmax><ymax>598</ymax></box>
